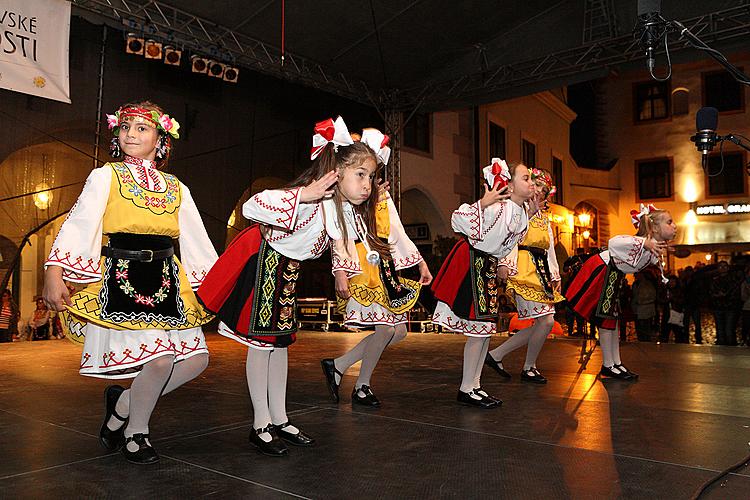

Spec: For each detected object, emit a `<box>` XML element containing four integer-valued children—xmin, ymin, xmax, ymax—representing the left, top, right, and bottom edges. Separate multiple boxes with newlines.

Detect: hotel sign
<box><xmin>696</xmin><ymin>202</ymin><xmax>750</xmax><ymax>215</ymax></box>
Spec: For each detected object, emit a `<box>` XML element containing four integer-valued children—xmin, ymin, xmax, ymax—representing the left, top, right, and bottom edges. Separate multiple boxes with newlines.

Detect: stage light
<box><xmin>223</xmin><ymin>66</ymin><xmax>239</xmax><ymax>83</ymax></box>
<box><xmin>208</xmin><ymin>60</ymin><xmax>225</xmax><ymax>78</ymax></box>
<box><xmin>191</xmin><ymin>55</ymin><xmax>208</xmax><ymax>74</ymax></box>
<box><xmin>164</xmin><ymin>46</ymin><xmax>181</xmax><ymax>66</ymax></box>
<box><xmin>144</xmin><ymin>39</ymin><xmax>163</xmax><ymax>59</ymax></box>
<box><xmin>125</xmin><ymin>33</ymin><xmax>144</xmax><ymax>55</ymax></box>
<box><xmin>705</xmin><ymin>253</ymin><xmax>712</xmax><ymax>261</ymax></box>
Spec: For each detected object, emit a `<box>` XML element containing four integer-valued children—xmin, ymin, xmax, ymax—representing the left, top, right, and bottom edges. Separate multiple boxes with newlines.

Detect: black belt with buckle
<box><xmin>102</xmin><ymin>246</ymin><xmax>174</xmax><ymax>262</ymax></box>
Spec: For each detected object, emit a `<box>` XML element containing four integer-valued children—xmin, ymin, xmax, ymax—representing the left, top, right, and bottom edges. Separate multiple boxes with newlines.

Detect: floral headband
<box><xmin>360</xmin><ymin>128</ymin><xmax>391</xmax><ymax>166</ymax></box>
<box><xmin>630</xmin><ymin>203</ymin><xmax>658</xmax><ymax>228</ymax></box>
<box><xmin>530</xmin><ymin>167</ymin><xmax>557</xmax><ymax>198</ymax></box>
<box><xmin>483</xmin><ymin>158</ymin><xmax>511</xmax><ymax>190</ymax></box>
<box><xmin>106</xmin><ymin>107</ymin><xmax>181</xmax><ymax>139</ymax></box>
<box><xmin>311</xmin><ymin>116</ymin><xmax>354</xmax><ymax>160</ymax></box>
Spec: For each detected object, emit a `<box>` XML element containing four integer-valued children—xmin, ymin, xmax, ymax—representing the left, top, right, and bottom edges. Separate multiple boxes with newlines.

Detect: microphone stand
<box><xmin>722</xmin><ymin>135</ymin><xmax>750</xmax><ymax>153</ymax></box>
<box><xmin>668</xmin><ymin>19</ymin><xmax>750</xmax><ymax>86</ymax></box>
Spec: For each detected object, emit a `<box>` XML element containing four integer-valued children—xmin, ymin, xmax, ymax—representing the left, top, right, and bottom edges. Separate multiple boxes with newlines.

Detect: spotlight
<box><xmin>144</xmin><ymin>39</ymin><xmax>163</xmax><ymax>59</ymax></box>
<box><xmin>164</xmin><ymin>46</ymin><xmax>182</xmax><ymax>66</ymax></box>
<box><xmin>208</xmin><ymin>60</ymin><xmax>225</xmax><ymax>78</ymax></box>
<box><xmin>223</xmin><ymin>66</ymin><xmax>239</xmax><ymax>83</ymax></box>
<box><xmin>191</xmin><ymin>55</ymin><xmax>208</xmax><ymax>74</ymax></box>
<box><xmin>125</xmin><ymin>33</ymin><xmax>144</xmax><ymax>55</ymax></box>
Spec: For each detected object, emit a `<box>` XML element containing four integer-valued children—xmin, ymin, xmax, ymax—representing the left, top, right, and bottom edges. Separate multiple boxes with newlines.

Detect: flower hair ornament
<box><xmin>106</xmin><ymin>107</ymin><xmax>180</xmax><ymax>139</ymax></box>
<box><xmin>311</xmin><ymin>116</ymin><xmax>354</xmax><ymax>160</ymax></box>
<box><xmin>360</xmin><ymin>128</ymin><xmax>391</xmax><ymax>165</ymax></box>
<box><xmin>483</xmin><ymin>158</ymin><xmax>511</xmax><ymax>191</ymax></box>
<box><xmin>630</xmin><ymin>203</ymin><xmax>658</xmax><ymax>228</ymax></box>
<box><xmin>530</xmin><ymin>168</ymin><xmax>557</xmax><ymax>199</ymax></box>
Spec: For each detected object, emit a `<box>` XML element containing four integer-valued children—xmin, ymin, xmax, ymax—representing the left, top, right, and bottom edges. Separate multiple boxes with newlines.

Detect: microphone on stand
<box><xmin>637</xmin><ymin>0</ymin><xmax>664</xmax><ymax>72</ymax></box>
<box><xmin>690</xmin><ymin>107</ymin><xmax>719</xmax><ymax>169</ymax></box>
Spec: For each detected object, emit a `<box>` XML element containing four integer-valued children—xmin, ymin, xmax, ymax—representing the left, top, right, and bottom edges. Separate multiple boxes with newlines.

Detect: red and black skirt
<box><xmin>431</xmin><ymin>239</ymin><xmax>499</xmax><ymax>321</ymax></box>
<box><xmin>564</xmin><ymin>254</ymin><xmax>624</xmax><ymax>330</ymax></box>
<box><xmin>197</xmin><ymin>225</ymin><xmax>300</xmax><ymax>347</ymax></box>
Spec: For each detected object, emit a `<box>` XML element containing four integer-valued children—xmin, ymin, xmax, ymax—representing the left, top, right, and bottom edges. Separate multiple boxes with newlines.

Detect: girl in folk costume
<box><xmin>565</xmin><ymin>204</ymin><xmax>675</xmax><ymax>380</ymax></box>
<box><xmin>197</xmin><ymin>116</ymin><xmax>381</xmax><ymax>456</ymax></box>
<box><xmin>320</xmin><ymin>128</ymin><xmax>432</xmax><ymax>407</ymax></box>
<box><xmin>485</xmin><ymin>168</ymin><xmax>564</xmax><ymax>384</ymax></box>
<box><xmin>431</xmin><ymin>159</ymin><xmax>535</xmax><ymax>408</ymax></box>
<box><xmin>43</xmin><ymin>101</ymin><xmax>218</xmax><ymax>464</ymax></box>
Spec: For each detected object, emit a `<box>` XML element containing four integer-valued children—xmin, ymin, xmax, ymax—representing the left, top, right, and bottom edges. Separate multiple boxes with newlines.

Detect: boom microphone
<box><xmin>637</xmin><ymin>0</ymin><xmax>663</xmax><ymax>71</ymax></box>
<box><xmin>691</xmin><ymin>106</ymin><xmax>719</xmax><ymax>168</ymax></box>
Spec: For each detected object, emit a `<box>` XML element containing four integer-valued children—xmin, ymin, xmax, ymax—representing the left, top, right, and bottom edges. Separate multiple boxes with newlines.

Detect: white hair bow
<box><xmin>483</xmin><ymin>158</ymin><xmax>510</xmax><ymax>190</ymax></box>
<box><xmin>311</xmin><ymin>116</ymin><xmax>354</xmax><ymax>160</ymax></box>
<box><xmin>360</xmin><ymin>128</ymin><xmax>391</xmax><ymax>166</ymax></box>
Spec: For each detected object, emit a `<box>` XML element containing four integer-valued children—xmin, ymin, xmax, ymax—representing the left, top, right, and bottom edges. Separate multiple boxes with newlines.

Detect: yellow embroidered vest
<box><xmin>103</xmin><ymin>163</ymin><xmax>182</xmax><ymax>237</ymax></box>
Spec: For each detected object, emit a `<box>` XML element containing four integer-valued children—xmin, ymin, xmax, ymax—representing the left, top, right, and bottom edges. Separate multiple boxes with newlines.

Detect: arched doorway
<box><xmin>572</xmin><ymin>199</ymin><xmax>611</xmax><ymax>253</ymax></box>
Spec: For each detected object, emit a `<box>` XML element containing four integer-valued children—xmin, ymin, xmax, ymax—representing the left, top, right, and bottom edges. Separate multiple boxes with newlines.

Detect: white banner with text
<box><xmin>0</xmin><ymin>0</ymin><xmax>71</xmax><ymax>103</ymax></box>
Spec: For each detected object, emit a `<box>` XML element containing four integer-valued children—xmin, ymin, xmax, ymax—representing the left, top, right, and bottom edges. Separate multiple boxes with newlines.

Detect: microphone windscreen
<box><xmin>637</xmin><ymin>0</ymin><xmax>661</xmax><ymax>17</ymax></box>
<box><xmin>696</xmin><ymin>106</ymin><xmax>718</xmax><ymax>131</ymax></box>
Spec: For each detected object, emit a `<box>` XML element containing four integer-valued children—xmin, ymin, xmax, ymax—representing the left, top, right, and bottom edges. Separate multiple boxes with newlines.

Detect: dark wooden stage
<box><xmin>1</xmin><ymin>331</ymin><xmax>749</xmax><ymax>498</ymax></box>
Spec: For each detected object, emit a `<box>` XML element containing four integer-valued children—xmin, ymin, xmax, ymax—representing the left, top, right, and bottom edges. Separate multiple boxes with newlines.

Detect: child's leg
<box><xmin>268</xmin><ymin>347</ymin><xmax>295</xmax><ymax>430</ymax></box>
<box><xmin>523</xmin><ymin>314</ymin><xmax>554</xmax><ymax>370</ymax></box>
<box><xmin>332</xmin><ymin>333</ymin><xmax>375</xmax><ymax>384</ymax></box>
<box><xmin>488</xmin><ymin>325</ymin><xmax>533</xmax><ymax>363</ymax></box>
<box><xmin>461</xmin><ymin>336</ymin><xmax>488</xmax><ymax>393</ymax></box>
<box><xmin>355</xmin><ymin>324</ymin><xmax>406</xmax><ymax>390</ymax></box>
<box><xmin>471</xmin><ymin>336</ymin><xmax>491</xmax><ymax>389</ymax></box>
<box><xmin>123</xmin><ymin>355</ymin><xmax>175</xmax><ymax>452</ymax></box>
<box><xmin>246</xmin><ymin>347</ymin><xmax>273</xmax><ymax>441</ymax></box>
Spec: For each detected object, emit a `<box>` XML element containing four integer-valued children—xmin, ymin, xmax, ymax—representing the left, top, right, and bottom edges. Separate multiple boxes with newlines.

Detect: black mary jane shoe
<box><xmin>457</xmin><ymin>390</ymin><xmax>498</xmax><ymax>409</ymax></box>
<box><xmin>599</xmin><ymin>365</ymin><xmax>635</xmax><ymax>381</ymax></box>
<box><xmin>520</xmin><ymin>367</ymin><xmax>548</xmax><ymax>384</ymax></box>
<box><xmin>474</xmin><ymin>387</ymin><xmax>503</xmax><ymax>407</ymax></box>
<box><xmin>121</xmin><ymin>433</ymin><xmax>159</xmax><ymax>464</ymax></box>
<box><xmin>351</xmin><ymin>385</ymin><xmax>381</xmax><ymax>407</ymax></box>
<box><xmin>484</xmin><ymin>353</ymin><xmax>512</xmax><ymax>379</ymax></box>
<box><xmin>321</xmin><ymin>358</ymin><xmax>343</xmax><ymax>403</ymax></box>
<box><xmin>274</xmin><ymin>422</ymin><xmax>315</xmax><ymax>446</ymax></box>
<box><xmin>249</xmin><ymin>425</ymin><xmax>289</xmax><ymax>457</ymax></box>
<box><xmin>100</xmin><ymin>385</ymin><xmax>127</xmax><ymax>451</ymax></box>
<box><xmin>614</xmin><ymin>364</ymin><xmax>639</xmax><ymax>380</ymax></box>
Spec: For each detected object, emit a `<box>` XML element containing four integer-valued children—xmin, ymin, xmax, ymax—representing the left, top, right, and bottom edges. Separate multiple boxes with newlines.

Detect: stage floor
<box><xmin>1</xmin><ymin>331</ymin><xmax>749</xmax><ymax>499</ymax></box>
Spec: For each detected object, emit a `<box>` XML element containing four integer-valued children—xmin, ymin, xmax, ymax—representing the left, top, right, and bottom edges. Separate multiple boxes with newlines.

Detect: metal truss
<box><xmin>389</xmin><ymin>3</ymin><xmax>750</xmax><ymax>110</ymax></box>
<box><xmin>384</xmin><ymin>109</ymin><xmax>403</xmax><ymax>211</ymax></box>
<box><xmin>583</xmin><ymin>0</ymin><xmax>617</xmax><ymax>43</ymax></box>
<box><xmin>71</xmin><ymin>0</ymin><xmax>379</xmax><ymax>106</ymax></box>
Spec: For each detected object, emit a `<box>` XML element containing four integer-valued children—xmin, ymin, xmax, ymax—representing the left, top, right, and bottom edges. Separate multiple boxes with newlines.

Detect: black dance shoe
<box><xmin>249</xmin><ymin>425</ymin><xmax>289</xmax><ymax>457</ymax></box>
<box><xmin>351</xmin><ymin>385</ymin><xmax>381</xmax><ymax>407</ymax></box>
<box><xmin>321</xmin><ymin>358</ymin><xmax>343</xmax><ymax>403</ymax></box>
<box><xmin>484</xmin><ymin>353</ymin><xmax>512</xmax><ymax>379</ymax></box>
<box><xmin>599</xmin><ymin>365</ymin><xmax>635</xmax><ymax>380</ymax></box>
<box><xmin>457</xmin><ymin>390</ymin><xmax>498</xmax><ymax>409</ymax></box>
<box><xmin>274</xmin><ymin>422</ymin><xmax>315</xmax><ymax>446</ymax></box>
<box><xmin>520</xmin><ymin>367</ymin><xmax>548</xmax><ymax>384</ymax></box>
<box><xmin>614</xmin><ymin>364</ymin><xmax>639</xmax><ymax>380</ymax></box>
<box><xmin>121</xmin><ymin>433</ymin><xmax>159</xmax><ymax>464</ymax></box>
<box><xmin>100</xmin><ymin>385</ymin><xmax>127</xmax><ymax>451</ymax></box>
<box><xmin>474</xmin><ymin>387</ymin><xmax>503</xmax><ymax>407</ymax></box>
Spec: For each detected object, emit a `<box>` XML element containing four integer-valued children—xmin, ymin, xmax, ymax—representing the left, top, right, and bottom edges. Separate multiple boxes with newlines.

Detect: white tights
<box><xmin>334</xmin><ymin>324</ymin><xmax>408</xmax><ymax>390</ymax></box>
<box><xmin>488</xmin><ymin>314</ymin><xmax>554</xmax><ymax>370</ymax></box>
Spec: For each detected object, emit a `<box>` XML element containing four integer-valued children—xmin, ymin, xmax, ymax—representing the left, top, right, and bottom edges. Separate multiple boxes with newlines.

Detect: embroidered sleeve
<box><xmin>547</xmin><ymin>223</ymin><xmax>561</xmax><ymax>281</ymax></box>
<box><xmin>451</xmin><ymin>200</ymin><xmax>483</xmax><ymax>241</ymax></box>
<box><xmin>45</xmin><ymin>167</ymin><xmax>110</xmax><ymax>283</ymax></box>
<box><xmin>178</xmin><ymin>183</ymin><xmax>219</xmax><ymax>289</ymax></box>
<box><xmin>385</xmin><ymin>195</ymin><xmax>423</xmax><ymax>270</ymax></box>
<box><xmin>330</xmin><ymin>239</ymin><xmax>362</xmax><ymax>277</ymax></box>
<box><xmin>499</xmin><ymin>246</ymin><xmax>519</xmax><ymax>276</ymax></box>
<box><xmin>608</xmin><ymin>235</ymin><xmax>655</xmax><ymax>273</ymax></box>
<box><xmin>242</xmin><ymin>187</ymin><xmax>302</xmax><ymax>230</ymax></box>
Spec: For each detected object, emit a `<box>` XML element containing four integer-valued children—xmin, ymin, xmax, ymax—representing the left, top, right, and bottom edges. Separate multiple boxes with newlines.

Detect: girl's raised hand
<box><xmin>644</xmin><ymin>237</ymin><xmax>668</xmax><ymax>257</ymax></box>
<box><xmin>480</xmin><ymin>184</ymin><xmax>510</xmax><ymax>208</ymax></box>
<box><xmin>300</xmin><ymin>170</ymin><xmax>339</xmax><ymax>202</ymax></box>
<box><xmin>377</xmin><ymin>180</ymin><xmax>390</xmax><ymax>202</ymax></box>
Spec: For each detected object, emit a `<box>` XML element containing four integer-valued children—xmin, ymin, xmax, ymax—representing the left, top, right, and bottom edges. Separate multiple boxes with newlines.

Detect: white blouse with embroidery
<box><xmin>600</xmin><ymin>235</ymin><xmax>664</xmax><ymax>280</ymax></box>
<box><xmin>45</xmin><ymin>162</ymin><xmax>217</xmax><ymax>289</ymax></box>
<box><xmin>451</xmin><ymin>198</ymin><xmax>528</xmax><ymax>259</ymax></box>
<box><xmin>242</xmin><ymin>187</ymin><xmax>331</xmax><ymax>261</ymax></box>
<box><xmin>330</xmin><ymin>194</ymin><xmax>423</xmax><ymax>278</ymax></box>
